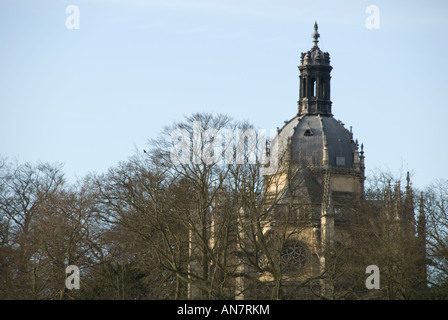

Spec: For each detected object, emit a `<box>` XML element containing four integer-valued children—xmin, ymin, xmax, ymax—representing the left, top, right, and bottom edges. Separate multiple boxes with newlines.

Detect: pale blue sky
<box><xmin>0</xmin><ymin>0</ymin><xmax>447</xmax><ymax>189</ymax></box>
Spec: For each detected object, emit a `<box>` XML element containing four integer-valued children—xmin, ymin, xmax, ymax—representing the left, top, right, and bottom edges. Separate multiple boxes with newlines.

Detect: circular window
<box><xmin>281</xmin><ymin>241</ymin><xmax>308</xmax><ymax>271</ymax></box>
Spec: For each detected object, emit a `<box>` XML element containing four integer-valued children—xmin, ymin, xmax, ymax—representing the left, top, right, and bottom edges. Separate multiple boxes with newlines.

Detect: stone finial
<box><xmin>322</xmin><ymin>135</ymin><xmax>329</xmax><ymax>166</ymax></box>
<box><xmin>406</xmin><ymin>171</ymin><xmax>411</xmax><ymax>188</ymax></box>
<box><xmin>312</xmin><ymin>21</ymin><xmax>320</xmax><ymax>47</ymax></box>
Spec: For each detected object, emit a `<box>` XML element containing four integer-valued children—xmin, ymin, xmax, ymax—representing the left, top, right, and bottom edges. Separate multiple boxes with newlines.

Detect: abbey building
<box><xmin>187</xmin><ymin>23</ymin><xmax>426</xmax><ymax>300</ymax></box>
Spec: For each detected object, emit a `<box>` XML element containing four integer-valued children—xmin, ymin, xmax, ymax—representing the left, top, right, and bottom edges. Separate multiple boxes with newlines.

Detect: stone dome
<box><xmin>276</xmin><ymin>114</ymin><xmax>361</xmax><ymax>171</ymax></box>
<box><xmin>266</xmin><ymin>22</ymin><xmax>365</xmax><ymax>199</ymax></box>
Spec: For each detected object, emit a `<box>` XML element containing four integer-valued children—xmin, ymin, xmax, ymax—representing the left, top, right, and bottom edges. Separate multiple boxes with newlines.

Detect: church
<box><xmin>187</xmin><ymin>23</ymin><xmax>426</xmax><ymax>300</ymax></box>
<box><xmin>234</xmin><ymin>22</ymin><xmax>368</xmax><ymax>299</ymax></box>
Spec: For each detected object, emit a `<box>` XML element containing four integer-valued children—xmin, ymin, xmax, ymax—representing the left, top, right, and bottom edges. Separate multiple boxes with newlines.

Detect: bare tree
<box><xmin>229</xmin><ymin>137</ymin><xmax>328</xmax><ymax>299</ymax></box>
<box><xmin>147</xmin><ymin>113</ymin><xmax>239</xmax><ymax>299</ymax></box>
<box><xmin>341</xmin><ymin>172</ymin><xmax>428</xmax><ymax>300</ymax></box>
<box><xmin>423</xmin><ymin>179</ymin><xmax>448</xmax><ymax>297</ymax></box>
<box><xmin>0</xmin><ymin>160</ymin><xmax>65</xmax><ymax>298</ymax></box>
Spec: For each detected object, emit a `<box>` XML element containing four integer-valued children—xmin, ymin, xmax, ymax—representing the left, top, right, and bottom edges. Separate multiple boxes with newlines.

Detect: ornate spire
<box><xmin>360</xmin><ymin>143</ymin><xmax>365</xmax><ymax>172</ymax></box>
<box><xmin>298</xmin><ymin>22</ymin><xmax>332</xmax><ymax>116</ymax></box>
<box><xmin>406</xmin><ymin>171</ymin><xmax>409</xmax><ymax>185</ymax></box>
<box><xmin>312</xmin><ymin>21</ymin><xmax>320</xmax><ymax>48</ymax></box>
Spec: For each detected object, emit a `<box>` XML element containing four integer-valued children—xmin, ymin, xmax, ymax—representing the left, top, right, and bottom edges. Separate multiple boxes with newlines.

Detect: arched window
<box><xmin>320</xmin><ymin>78</ymin><xmax>325</xmax><ymax>98</ymax></box>
<box><xmin>302</xmin><ymin>78</ymin><xmax>307</xmax><ymax>98</ymax></box>
<box><xmin>311</xmin><ymin>79</ymin><xmax>316</xmax><ymax>97</ymax></box>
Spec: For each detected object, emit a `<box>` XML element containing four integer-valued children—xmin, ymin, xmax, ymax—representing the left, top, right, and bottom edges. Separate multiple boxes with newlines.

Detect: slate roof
<box><xmin>276</xmin><ymin>114</ymin><xmax>356</xmax><ymax>169</ymax></box>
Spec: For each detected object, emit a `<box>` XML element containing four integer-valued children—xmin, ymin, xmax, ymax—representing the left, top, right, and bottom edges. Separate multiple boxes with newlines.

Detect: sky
<box><xmin>0</xmin><ymin>0</ymin><xmax>447</xmax><ymax>190</ymax></box>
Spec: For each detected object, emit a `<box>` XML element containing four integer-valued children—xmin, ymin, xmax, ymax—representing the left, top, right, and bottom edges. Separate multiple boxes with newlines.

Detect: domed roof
<box><xmin>301</xmin><ymin>47</ymin><xmax>330</xmax><ymax>67</ymax></box>
<box><xmin>268</xmin><ymin>22</ymin><xmax>364</xmax><ymax>177</ymax></box>
<box><xmin>276</xmin><ymin>114</ymin><xmax>358</xmax><ymax>169</ymax></box>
